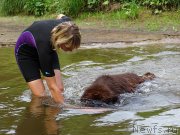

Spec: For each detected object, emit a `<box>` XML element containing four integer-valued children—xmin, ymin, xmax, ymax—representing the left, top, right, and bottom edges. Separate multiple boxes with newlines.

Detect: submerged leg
<box><xmin>28</xmin><ymin>79</ymin><xmax>46</xmax><ymax>97</ymax></box>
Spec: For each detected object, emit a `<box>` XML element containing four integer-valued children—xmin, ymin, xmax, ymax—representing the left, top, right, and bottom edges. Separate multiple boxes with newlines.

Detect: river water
<box><xmin>0</xmin><ymin>44</ymin><xmax>180</xmax><ymax>135</ymax></box>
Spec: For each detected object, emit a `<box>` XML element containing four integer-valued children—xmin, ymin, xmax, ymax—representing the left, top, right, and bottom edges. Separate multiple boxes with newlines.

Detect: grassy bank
<box><xmin>76</xmin><ymin>8</ymin><xmax>180</xmax><ymax>32</ymax></box>
<box><xmin>0</xmin><ymin>8</ymin><xmax>179</xmax><ymax>33</ymax></box>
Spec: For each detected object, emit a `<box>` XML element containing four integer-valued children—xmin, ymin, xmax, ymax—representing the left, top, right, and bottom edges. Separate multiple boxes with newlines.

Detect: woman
<box><xmin>15</xmin><ymin>14</ymin><xmax>81</xmax><ymax>106</ymax></box>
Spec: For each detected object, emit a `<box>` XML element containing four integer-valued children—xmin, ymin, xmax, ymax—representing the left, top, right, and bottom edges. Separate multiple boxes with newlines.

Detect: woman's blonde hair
<box><xmin>51</xmin><ymin>21</ymin><xmax>81</xmax><ymax>50</ymax></box>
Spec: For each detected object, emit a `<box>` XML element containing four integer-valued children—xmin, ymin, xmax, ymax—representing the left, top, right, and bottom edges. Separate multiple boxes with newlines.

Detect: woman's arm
<box><xmin>54</xmin><ymin>69</ymin><xmax>64</xmax><ymax>93</ymax></box>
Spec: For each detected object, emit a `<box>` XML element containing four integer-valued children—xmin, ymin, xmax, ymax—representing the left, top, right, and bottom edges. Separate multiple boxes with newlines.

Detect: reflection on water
<box><xmin>0</xmin><ymin>44</ymin><xmax>180</xmax><ymax>135</ymax></box>
<box><xmin>16</xmin><ymin>96</ymin><xmax>61</xmax><ymax>135</ymax></box>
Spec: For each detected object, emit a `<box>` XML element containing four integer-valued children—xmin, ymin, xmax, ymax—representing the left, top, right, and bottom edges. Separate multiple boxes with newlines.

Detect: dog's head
<box><xmin>81</xmin><ymin>84</ymin><xmax>118</xmax><ymax>104</ymax></box>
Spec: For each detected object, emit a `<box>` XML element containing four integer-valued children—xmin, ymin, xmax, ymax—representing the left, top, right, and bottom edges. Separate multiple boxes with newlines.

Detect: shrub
<box><xmin>53</xmin><ymin>0</ymin><xmax>85</xmax><ymax>17</ymax></box>
<box><xmin>142</xmin><ymin>0</ymin><xmax>180</xmax><ymax>14</ymax></box>
<box><xmin>24</xmin><ymin>0</ymin><xmax>48</xmax><ymax>16</ymax></box>
<box><xmin>0</xmin><ymin>0</ymin><xmax>179</xmax><ymax>17</ymax></box>
<box><xmin>87</xmin><ymin>0</ymin><xmax>116</xmax><ymax>11</ymax></box>
<box><xmin>122</xmin><ymin>1</ymin><xmax>139</xmax><ymax>19</ymax></box>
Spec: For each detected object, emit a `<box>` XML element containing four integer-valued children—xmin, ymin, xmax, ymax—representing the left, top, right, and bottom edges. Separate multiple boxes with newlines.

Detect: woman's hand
<box><xmin>45</xmin><ymin>76</ymin><xmax>64</xmax><ymax>104</ymax></box>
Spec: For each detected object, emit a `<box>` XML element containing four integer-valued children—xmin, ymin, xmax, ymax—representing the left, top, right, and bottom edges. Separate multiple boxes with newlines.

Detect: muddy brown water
<box><xmin>0</xmin><ymin>43</ymin><xmax>180</xmax><ymax>135</ymax></box>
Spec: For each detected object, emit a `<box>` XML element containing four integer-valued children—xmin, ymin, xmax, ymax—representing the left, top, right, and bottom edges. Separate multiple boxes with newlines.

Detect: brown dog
<box><xmin>81</xmin><ymin>72</ymin><xmax>155</xmax><ymax>104</ymax></box>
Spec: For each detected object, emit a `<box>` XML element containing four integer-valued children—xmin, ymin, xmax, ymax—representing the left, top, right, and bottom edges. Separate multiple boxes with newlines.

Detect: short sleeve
<box><xmin>37</xmin><ymin>44</ymin><xmax>55</xmax><ymax>77</ymax></box>
<box><xmin>52</xmin><ymin>51</ymin><xmax>60</xmax><ymax>70</ymax></box>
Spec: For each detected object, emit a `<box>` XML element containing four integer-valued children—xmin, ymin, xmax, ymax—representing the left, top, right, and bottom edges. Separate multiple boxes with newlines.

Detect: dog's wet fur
<box><xmin>80</xmin><ymin>72</ymin><xmax>155</xmax><ymax>105</ymax></box>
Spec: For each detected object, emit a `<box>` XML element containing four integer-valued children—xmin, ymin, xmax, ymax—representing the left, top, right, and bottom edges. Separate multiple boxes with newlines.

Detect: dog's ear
<box><xmin>80</xmin><ymin>86</ymin><xmax>99</xmax><ymax>101</ymax></box>
<box><xmin>97</xmin><ymin>87</ymin><xmax>119</xmax><ymax>103</ymax></box>
<box><xmin>81</xmin><ymin>87</ymin><xmax>108</xmax><ymax>101</ymax></box>
<box><xmin>81</xmin><ymin>85</ymin><xmax>113</xmax><ymax>101</ymax></box>
<box><xmin>80</xmin><ymin>89</ymin><xmax>93</xmax><ymax>101</ymax></box>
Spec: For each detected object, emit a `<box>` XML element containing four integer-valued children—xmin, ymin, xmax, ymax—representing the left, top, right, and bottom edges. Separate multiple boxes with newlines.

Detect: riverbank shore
<box><xmin>0</xmin><ymin>17</ymin><xmax>180</xmax><ymax>47</ymax></box>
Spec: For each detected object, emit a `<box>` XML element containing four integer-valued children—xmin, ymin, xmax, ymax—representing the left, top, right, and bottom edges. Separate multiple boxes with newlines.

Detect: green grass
<box><xmin>0</xmin><ymin>8</ymin><xmax>179</xmax><ymax>32</ymax></box>
<box><xmin>0</xmin><ymin>14</ymin><xmax>57</xmax><ymax>26</ymax></box>
<box><xmin>75</xmin><ymin>8</ymin><xmax>180</xmax><ymax>32</ymax></box>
